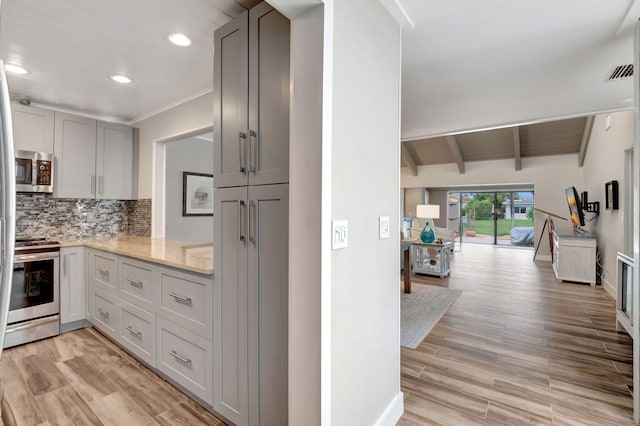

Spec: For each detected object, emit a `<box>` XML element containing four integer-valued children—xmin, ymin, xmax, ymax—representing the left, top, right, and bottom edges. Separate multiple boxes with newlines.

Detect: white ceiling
<box><xmin>0</xmin><ymin>0</ymin><xmax>637</xmax><ymax>135</ymax></box>
<box><xmin>401</xmin><ymin>0</ymin><xmax>637</xmax><ymax>139</ymax></box>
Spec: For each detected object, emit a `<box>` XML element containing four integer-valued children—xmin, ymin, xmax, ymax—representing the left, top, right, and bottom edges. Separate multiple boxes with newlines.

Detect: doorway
<box><xmin>449</xmin><ymin>190</ymin><xmax>535</xmax><ymax>247</ymax></box>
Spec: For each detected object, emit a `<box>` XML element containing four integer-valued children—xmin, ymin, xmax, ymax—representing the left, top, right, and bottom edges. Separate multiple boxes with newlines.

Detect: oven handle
<box><xmin>14</xmin><ymin>252</ymin><xmax>59</xmax><ymax>263</ymax></box>
<box><xmin>5</xmin><ymin>315</ymin><xmax>59</xmax><ymax>334</ymax></box>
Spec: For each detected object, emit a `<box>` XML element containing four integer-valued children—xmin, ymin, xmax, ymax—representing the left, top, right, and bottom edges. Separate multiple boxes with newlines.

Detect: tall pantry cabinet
<box><xmin>213</xmin><ymin>2</ymin><xmax>290</xmax><ymax>426</ymax></box>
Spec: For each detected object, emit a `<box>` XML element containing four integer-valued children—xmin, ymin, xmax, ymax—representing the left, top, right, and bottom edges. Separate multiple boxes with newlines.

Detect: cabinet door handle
<box><xmin>126</xmin><ymin>325</ymin><xmax>142</xmax><ymax>338</ymax></box>
<box><xmin>97</xmin><ymin>308</ymin><xmax>109</xmax><ymax>318</ymax></box>
<box><xmin>169</xmin><ymin>350</ymin><xmax>192</xmax><ymax>365</ymax></box>
<box><xmin>126</xmin><ymin>278</ymin><xmax>143</xmax><ymax>288</ymax></box>
<box><xmin>249</xmin><ymin>200</ymin><xmax>257</xmax><ymax>244</ymax></box>
<box><xmin>97</xmin><ymin>268</ymin><xmax>109</xmax><ymax>276</ymax></box>
<box><xmin>99</xmin><ymin>176</ymin><xmax>104</xmax><ymax>195</ymax></box>
<box><xmin>239</xmin><ymin>132</ymin><xmax>247</xmax><ymax>174</ymax></box>
<box><xmin>91</xmin><ymin>175</ymin><xmax>96</xmax><ymax>194</ymax></box>
<box><xmin>239</xmin><ymin>200</ymin><xmax>246</xmax><ymax>243</ymax></box>
<box><xmin>169</xmin><ymin>292</ymin><xmax>192</xmax><ymax>305</ymax></box>
<box><xmin>249</xmin><ymin>130</ymin><xmax>257</xmax><ymax>174</ymax></box>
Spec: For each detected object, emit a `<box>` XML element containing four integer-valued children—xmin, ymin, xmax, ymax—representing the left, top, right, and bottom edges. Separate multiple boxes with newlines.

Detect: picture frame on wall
<box><xmin>182</xmin><ymin>172</ymin><xmax>214</xmax><ymax>216</ymax></box>
<box><xmin>605</xmin><ymin>180</ymin><xmax>619</xmax><ymax>211</ymax></box>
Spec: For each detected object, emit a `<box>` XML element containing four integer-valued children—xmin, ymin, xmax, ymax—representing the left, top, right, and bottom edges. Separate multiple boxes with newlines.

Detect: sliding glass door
<box><xmin>450</xmin><ymin>190</ymin><xmax>534</xmax><ymax>248</ymax></box>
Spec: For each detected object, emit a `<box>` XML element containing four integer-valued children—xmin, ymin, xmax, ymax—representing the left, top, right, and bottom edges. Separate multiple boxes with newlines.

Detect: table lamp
<box><xmin>416</xmin><ymin>204</ymin><xmax>440</xmax><ymax>243</ymax></box>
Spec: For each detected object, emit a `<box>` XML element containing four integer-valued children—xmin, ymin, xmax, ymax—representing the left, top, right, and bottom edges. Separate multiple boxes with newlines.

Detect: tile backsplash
<box><xmin>16</xmin><ymin>194</ymin><xmax>151</xmax><ymax>240</ymax></box>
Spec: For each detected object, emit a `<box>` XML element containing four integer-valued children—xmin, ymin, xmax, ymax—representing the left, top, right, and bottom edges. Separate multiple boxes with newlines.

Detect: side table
<box><xmin>412</xmin><ymin>241</ymin><xmax>453</xmax><ymax>278</ymax></box>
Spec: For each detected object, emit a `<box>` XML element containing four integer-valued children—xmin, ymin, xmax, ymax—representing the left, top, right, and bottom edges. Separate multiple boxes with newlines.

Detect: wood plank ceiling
<box><xmin>402</xmin><ymin>116</ymin><xmax>590</xmax><ymax>174</ymax></box>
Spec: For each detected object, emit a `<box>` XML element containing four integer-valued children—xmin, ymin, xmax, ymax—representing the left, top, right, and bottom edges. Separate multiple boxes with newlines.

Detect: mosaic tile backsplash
<box><xmin>16</xmin><ymin>194</ymin><xmax>151</xmax><ymax>240</ymax></box>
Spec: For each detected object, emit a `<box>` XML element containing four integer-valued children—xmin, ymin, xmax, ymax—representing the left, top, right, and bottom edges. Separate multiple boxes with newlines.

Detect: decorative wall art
<box><xmin>183</xmin><ymin>172</ymin><xmax>214</xmax><ymax>216</ymax></box>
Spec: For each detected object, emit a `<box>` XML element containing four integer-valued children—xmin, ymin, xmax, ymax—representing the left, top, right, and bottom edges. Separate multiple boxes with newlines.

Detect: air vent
<box><xmin>605</xmin><ymin>64</ymin><xmax>633</xmax><ymax>82</ymax></box>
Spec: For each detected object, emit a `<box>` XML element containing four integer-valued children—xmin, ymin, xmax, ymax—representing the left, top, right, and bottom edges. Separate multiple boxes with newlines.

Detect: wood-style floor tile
<box><xmin>34</xmin><ymin>385</ymin><xmax>103</xmax><ymax>425</ymax></box>
<box><xmin>108</xmin><ymin>363</ymin><xmax>181</xmax><ymax>417</ymax></box>
<box><xmin>400</xmin><ymin>243</ymin><xmax>635</xmax><ymax>425</ymax></box>
<box><xmin>88</xmin><ymin>391</ymin><xmax>157</xmax><ymax>426</ymax></box>
<box><xmin>155</xmin><ymin>402</ymin><xmax>222</xmax><ymax>426</ymax></box>
<box><xmin>17</xmin><ymin>354</ymin><xmax>69</xmax><ymax>396</ymax></box>
<box><xmin>0</xmin><ymin>327</ymin><xmax>224</xmax><ymax>426</ymax></box>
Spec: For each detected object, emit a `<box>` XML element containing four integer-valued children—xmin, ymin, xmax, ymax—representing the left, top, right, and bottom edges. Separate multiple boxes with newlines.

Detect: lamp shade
<box><xmin>416</xmin><ymin>204</ymin><xmax>440</xmax><ymax>219</ymax></box>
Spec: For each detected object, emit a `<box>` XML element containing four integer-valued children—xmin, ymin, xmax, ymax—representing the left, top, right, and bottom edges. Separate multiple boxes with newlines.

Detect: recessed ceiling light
<box><xmin>5</xmin><ymin>64</ymin><xmax>29</xmax><ymax>75</ymax></box>
<box><xmin>110</xmin><ymin>74</ymin><xmax>132</xmax><ymax>84</ymax></box>
<box><xmin>168</xmin><ymin>33</ymin><xmax>192</xmax><ymax>47</ymax></box>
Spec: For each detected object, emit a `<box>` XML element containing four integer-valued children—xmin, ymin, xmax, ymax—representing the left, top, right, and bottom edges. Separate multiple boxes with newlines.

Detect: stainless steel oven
<box><xmin>4</xmin><ymin>239</ymin><xmax>60</xmax><ymax>348</ymax></box>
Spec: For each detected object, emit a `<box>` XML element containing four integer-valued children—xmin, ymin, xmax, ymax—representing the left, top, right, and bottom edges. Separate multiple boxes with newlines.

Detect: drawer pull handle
<box><xmin>170</xmin><ymin>350</ymin><xmax>192</xmax><ymax>365</ymax></box>
<box><xmin>97</xmin><ymin>268</ymin><xmax>109</xmax><ymax>276</ymax></box>
<box><xmin>127</xmin><ymin>278</ymin><xmax>143</xmax><ymax>288</ymax></box>
<box><xmin>97</xmin><ymin>308</ymin><xmax>109</xmax><ymax>318</ymax></box>
<box><xmin>169</xmin><ymin>292</ymin><xmax>192</xmax><ymax>305</ymax></box>
<box><xmin>126</xmin><ymin>325</ymin><xmax>142</xmax><ymax>338</ymax></box>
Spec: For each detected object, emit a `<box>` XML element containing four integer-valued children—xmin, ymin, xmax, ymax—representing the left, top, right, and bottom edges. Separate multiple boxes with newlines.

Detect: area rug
<box><xmin>401</xmin><ymin>284</ymin><xmax>462</xmax><ymax>349</ymax></box>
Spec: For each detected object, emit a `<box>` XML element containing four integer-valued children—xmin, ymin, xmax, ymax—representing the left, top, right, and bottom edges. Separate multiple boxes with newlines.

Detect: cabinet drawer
<box><xmin>156</xmin><ymin>318</ymin><xmax>212</xmax><ymax>404</ymax></box>
<box><xmin>90</xmin><ymin>288</ymin><xmax>119</xmax><ymax>338</ymax></box>
<box><xmin>119</xmin><ymin>300</ymin><xmax>155</xmax><ymax>367</ymax></box>
<box><xmin>89</xmin><ymin>250</ymin><xmax>118</xmax><ymax>294</ymax></box>
<box><xmin>119</xmin><ymin>258</ymin><xmax>155</xmax><ymax>312</ymax></box>
<box><xmin>158</xmin><ymin>267</ymin><xmax>212</xmax><ymax>338</ymax></box>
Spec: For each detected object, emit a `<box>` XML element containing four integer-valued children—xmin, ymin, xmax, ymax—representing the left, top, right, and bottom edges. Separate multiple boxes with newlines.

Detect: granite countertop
<box><xmin>61</xmin><ymin>236</ymin><xmax>213</xmax><ymax>275</ymax></box>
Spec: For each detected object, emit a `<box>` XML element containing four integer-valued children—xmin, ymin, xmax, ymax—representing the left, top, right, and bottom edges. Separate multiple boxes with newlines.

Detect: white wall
<box><xmin>132</xmin><ymin>92</ymin><xmax>213</xmax><ymax>199</ymax></box>
<box><xmin>287</xmin><ymin>4</ymin><xmax>324</xmax><ymax>424</ymax></box>
<box><xmin>330</xmin><ymin>1</ymin><xmax>402</xmax><ymax>424</ymax></box>
<box><xmin>402</xmin><ymin>154</ymin><xmax>584</xmax><ymax>259</ymax></box>
<box><xmin>582</xmin><ymin>111</ymin><xmax>633</xmax><ymax>297</ymax></box>
<box><xmin>165</xmin><ymin>137</ymin><xmax>213</xmax><ymax>242</ymax></box>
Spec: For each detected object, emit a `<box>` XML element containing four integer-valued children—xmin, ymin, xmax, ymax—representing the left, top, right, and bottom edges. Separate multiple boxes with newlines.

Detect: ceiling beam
<box><xmin>446</xmin><ymin>135</ymin><xmax>465</xmax><ymax>174</ymax></box>
<box><xmin>513</xmin><ymin>126</ymin><xmax>521</xmax><ymax>171</ymax></box>
<box><xmin>578</xmin><ymin>116</ymin><xmax>595</xmax><ymax>167</ymax></box>
<box><xmin>401</xmin><ymin>144</ymin><xmax>418</xmax><ymax>176</ymax></box>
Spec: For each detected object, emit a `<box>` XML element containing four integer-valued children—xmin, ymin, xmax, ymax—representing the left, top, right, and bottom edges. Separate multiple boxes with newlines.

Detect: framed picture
<box><xmin>182</xmin><ymin>172</ymin><xmax>214</xmax><ymax>216</ymax></box>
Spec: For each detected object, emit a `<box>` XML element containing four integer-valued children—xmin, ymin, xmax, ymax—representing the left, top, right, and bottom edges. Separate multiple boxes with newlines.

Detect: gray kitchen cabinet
<box><xmin>213</xmin><ymin>183</ymin><xmax>289</xmax><ymax>426</ymax></box>
<box><xmin>60</xmin><ymin>246</ymin><xmax>86</xmax><ymax>325</ymax></box>
<box><xmin>96</xmin><ymin>121</ymin><xmax>134</xmax><ymax>199</ymax></box>
<box><xmin>11</xmin><ymin>104</ymin><xmax>54</xmax><ymax>153</ymax></box>
<box><xmin>54</xmin><ymin>112</ymin><xmax>135</xmax><ymax>199</ymax></box>
<box><xmin>54</xmin><ymin>112</ymin><xmax>97</xmax><ymax>198</ymax></box>
<box><xmin>213</xmin><ymin>2</ymin><xmax>290</xmax><ymax>188</ymax></box>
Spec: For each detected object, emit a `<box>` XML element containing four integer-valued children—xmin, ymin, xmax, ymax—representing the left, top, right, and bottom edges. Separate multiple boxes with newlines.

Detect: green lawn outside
<box><xmin>465</xmin><ymin>219</ymin><xmax>533</xmax><ymax>236</ymax></box>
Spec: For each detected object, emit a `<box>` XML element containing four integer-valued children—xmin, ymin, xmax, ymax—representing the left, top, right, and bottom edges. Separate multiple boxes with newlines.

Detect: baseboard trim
<box><xmin>602</xmin><ymin>278</ymin><xmax>616</xmax><ymax>300</ymax></box>
<box><xmin>374</xmin><ymin>392</ymin><xmax>404</xmax><ymax>426</ymax></box>
<box><xmin>535</xmin><ymin>254</ymin><xmax>552</xmax><ymax>262</ymax></box>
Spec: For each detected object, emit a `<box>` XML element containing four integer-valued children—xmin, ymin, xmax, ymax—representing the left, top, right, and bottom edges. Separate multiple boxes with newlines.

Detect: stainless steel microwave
<box><xmin>15</xmin><ymin>150</ymin><xmax>54</xmax><ymax>193</ymax></box>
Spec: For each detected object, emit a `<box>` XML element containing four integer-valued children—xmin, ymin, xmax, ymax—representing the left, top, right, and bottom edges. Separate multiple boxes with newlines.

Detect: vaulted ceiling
<box><xmin>400</xmin><ymin>116</ymin><xmax>593</xmax><ymax>175</ymax></box>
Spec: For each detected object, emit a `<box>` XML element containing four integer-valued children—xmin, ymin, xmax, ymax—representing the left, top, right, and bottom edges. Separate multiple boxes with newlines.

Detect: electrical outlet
<box><xmin>332</xmin><ymin>220</ymin><xmax>348</xmax><ymax>249</ymax></box>
<box><xmin>379</xmin><ymin>216</ymin><xmax>390</xmax><ymax>239</ymax></box>
<box><xmin>86</xmin><ymin>212</ymin><xmax>96</xmax><ymax>223</ymax></box>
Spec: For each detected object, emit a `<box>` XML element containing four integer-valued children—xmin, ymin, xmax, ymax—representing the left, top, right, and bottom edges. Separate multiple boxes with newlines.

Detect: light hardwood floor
<box><xmin>399</xmin><ymin>243</ymin><xmax>634</xmax><ymax>425</ymax></box>
<box><xmin>0</xmin><ymin>327</ymin><xmax>224</xmax><ymax>425</ymax></box>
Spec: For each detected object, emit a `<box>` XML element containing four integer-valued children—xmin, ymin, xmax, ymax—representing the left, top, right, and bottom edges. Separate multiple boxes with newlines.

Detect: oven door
<box><xmin>8</xmin><ymin>252</ymin><xmax>59</xmax><ymax>324</ymax></box>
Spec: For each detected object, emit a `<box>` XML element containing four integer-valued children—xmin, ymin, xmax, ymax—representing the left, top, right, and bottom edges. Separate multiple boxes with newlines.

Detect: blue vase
<box><xmin>420</xmin><ymin>221</ymin><xmax>436</xmax><ymax>243</ymax></box>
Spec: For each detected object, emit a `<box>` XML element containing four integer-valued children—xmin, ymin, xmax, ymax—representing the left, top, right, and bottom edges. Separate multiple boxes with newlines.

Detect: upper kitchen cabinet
<box><xmin>54</xmin><ymin>112</ymin><xmax>97</xmax><ymax>198</ymax></box>
<box><xmin>214</xmin><ymin>2</ymin><xmax>290</xmax><ymax>188</ymax></box>
<box><xmin>96</xmin><ymin>121</ymin><xmax>134</xmax><ymax>200</ymax></box>
<box><xmin>54</xmin><ymin>112</ymin><xmax>136</xmax><ymax>199</ymax></box>
<box><xmin>12</xmin><ymin>104</ymin><xmax>54</xmax><ymax>153</ymax></box>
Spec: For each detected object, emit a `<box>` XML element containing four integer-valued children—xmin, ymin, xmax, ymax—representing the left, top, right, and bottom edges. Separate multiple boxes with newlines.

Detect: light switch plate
<box><xmin>332</xmin><ymin>220</ymin><xmax>348</xmax><ymax>249</ymax></box>
<box><xmin>379</xmin><ymin>216</ymin><xmax>390</xmax><ymax>239</ymax></box>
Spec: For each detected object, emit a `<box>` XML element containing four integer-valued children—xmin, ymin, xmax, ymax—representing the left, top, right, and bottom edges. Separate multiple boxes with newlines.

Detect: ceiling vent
<box><xmin>605</xmin><ymin>64</ymin><xmax>633</xmax><ymax>82</ymax></box>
